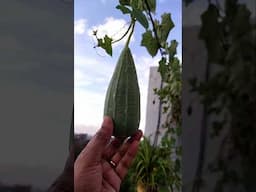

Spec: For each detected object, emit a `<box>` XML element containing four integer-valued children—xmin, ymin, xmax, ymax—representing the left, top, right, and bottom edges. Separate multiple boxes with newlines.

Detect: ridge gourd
<box><xmin>104</xmin><ymin>46</ymin><xmax>140</xmax><ymax>139</ymax></box>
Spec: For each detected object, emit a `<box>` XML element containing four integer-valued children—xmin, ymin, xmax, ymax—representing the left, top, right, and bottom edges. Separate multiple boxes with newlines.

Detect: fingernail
<box><xmin>134</xmin><ymin>130</ymin><xmax>143</xmax><ymax>140</ymax></box>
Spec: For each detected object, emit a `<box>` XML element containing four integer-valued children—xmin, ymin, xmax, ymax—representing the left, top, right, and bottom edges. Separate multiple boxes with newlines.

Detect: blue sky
<box><xmin>74</xmin><ymin>0</ymin><xmax>182</xmax><ymax>135</ymax></box>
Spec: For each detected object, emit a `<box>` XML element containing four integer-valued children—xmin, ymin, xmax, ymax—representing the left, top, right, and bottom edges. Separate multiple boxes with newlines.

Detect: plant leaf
<box><xmin>158</xmin><ymin>57</ymin><xmax>168</xmax><ymax>80</ymax></box>
<box><xmin>116</xmin><ymin>5</ymin><xmax>132</xmax><ymax>14</ymax></box>
<box><xmin>141</xmin><ymin>30</ymin><xmax>159</xmax><ymax>56</ymax></box>
<box><xmin>97</xmin><ymin>35</ymin><xmax>113</xmax><ymax>56</ymax></box>
<box><xmin>130</xmin><ymin>0</ymin><xmax>138</xmax><ymax>7</ymax></box>
<box><xmin>199</xmin><ymin>4</ymin><xmax>224</xmax><ymax>63</ymax></box>
<box><xmin>132</xmin><ymin>8</ymin><xmax>149</xmax><ymax>29</ymax></box>
<box><xmin>157</xmin><ymin>13</ymin><xmax>174</xmax><ymax>45</ymax></box>
<box><xmin>168</xmin><ymin>40</ymin><xmax>178</xmax><ymax>60</ymax></box>
<box><xmin>147</xmin><ymin>0</ymin><xmax>156</xmax><ymax>13</ymax></box>
<box><xmin>103</xmin><ymin>35</ymin><xmax>113</xmax><ymax>56</ymax></box>
<box><xmin>119</xmin><ymin>0</ymin><xmax>130</xmax><ymax>6</ymax></box>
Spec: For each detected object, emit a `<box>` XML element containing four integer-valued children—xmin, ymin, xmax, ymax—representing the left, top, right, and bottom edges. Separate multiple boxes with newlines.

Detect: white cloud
<box><xmin>74</xmin><ymin>88</ymin><xmax>105</xmax><ymax>131</ymax></box>
<box><xmin>75</xmin><ymin>124</ymin><xmax>99</xmax><ymax>135</ymax></box>
<box><xmin>74</xmin><ymin>54</ymin><xmax>113</xmax><ymax>134</ymax></box>
<box><xmin>74</xmin><ymin>54</ymin><xmax>114</xmax><ymax>90</ymax></box>
<box><xmin>87</xmin><ymin>17</ymin><xmax>135</xmax><ymax>48</ymax></box>
<box><xmin>74</xmin><ymin>68</ymin><xmax>92</xmax><ymax>87</ymax></box>
<box><xmin>75</xmin><ymin>19</ymin><xmax>87</xmax><ymax>35</ymax></box>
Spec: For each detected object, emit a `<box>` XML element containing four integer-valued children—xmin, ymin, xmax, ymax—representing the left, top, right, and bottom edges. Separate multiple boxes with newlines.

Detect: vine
<box><xmin>185</xmin><ymin>0</ymin><xmax>256</xmax><ymax>191</ymax></box>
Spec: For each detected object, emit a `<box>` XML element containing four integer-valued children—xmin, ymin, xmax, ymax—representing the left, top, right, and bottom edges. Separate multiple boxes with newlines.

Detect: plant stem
<box><xmin>144</xmin><ymin>0</ymin><xmax>164</xmax><ymax>56</ymax></box>
<box><xmin>144</xmin><ymin>0</ymin><xmax>165</xmax><ymax>147</ymax></box>
<box><xmin>112</xmin><ymin>21</ymin><xmax>133</xmax><ymax>44</ymax></box>
<box><xmin>125</xmin><ymin>19</ymin><xmax>136</xmax><ymax>48</ymax></box>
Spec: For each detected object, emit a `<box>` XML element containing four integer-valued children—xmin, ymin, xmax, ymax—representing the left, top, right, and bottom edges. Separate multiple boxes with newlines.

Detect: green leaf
<box><xmin>158</xmin><ymin>57</ymin><xmax>167</xmax><ymax>80</ymax></box>
<box><xmin>176</xmin><ymin>146</ymin><xmax>182</xmax><ymax>156</ymax></box>
<box><xmin>97</xmin><ymin>35</ymin><xmax>113</xmax><ymax>56</ymax></box>
<box><xmin>119</xmin><ymin>0</ymin><xmax>130</xmax><ymax>6</ymax></box>
<box><xmin>168</xmin><ymin>40</ymin><xmax>178</xmax><ymax>60</ymax></box>
<box><xmin>103</xmin><ymin>35</ymin><xmax>113</xmax><ymax>56</ymax></box>
<box><xmin>170</xmin><ymin>137</ymin><xmax>176</xmax><ymax>145</ymax></box>
<box><xmin>199</xmin><ymin>4</ymin><xmax>224</xmax><ymax>63</ymax></box>
<box><xmin>230</xmin><ymin>4</ymin><xmax>251</xmax><ymax>38</ymax></box>
<box><xmin>176</xmin><ymin>126</ymin><xmax>182</xmax><ymax>136</ymax></box>
<box><xmin>157</xmin><ymin>13</ymin><xmax>174</xmax><ymax>45</ymax></box>
<box><xmin>174</xmin><ymin>159</ymin><xmax>181</xmax><ymax>171</ymax></box>
<box><xmin>116</xmin><ymin>5</ymin><xmax>132</xmax><ymax>14</ymax></box>
<box><xmin>141</xmin><ymin>30</ymin><xmax>159</xmax><ymax>56</ymax></box>
<box><xmin>147</xmin><ymin>0</ymin><xmax>156</xmax><ymax>13</ymax></box>
<box><xmin>159</xmin><ymin>185</ymin><xmax>169</xmax><ymax>192</ymax></box>
<box><xmin>130</xmin><ymin>0</ymin><xmax>138</xmax><ymax>7</ymax></box>
<box><xmin>132</xmin><ymin>8</ymin><xmax>149</xmax><ymax>29</ymax></box>
<box><xmin>130</xmin><ymin>0</ymin><xmax>142</xmax><ymax>10</ymax></box>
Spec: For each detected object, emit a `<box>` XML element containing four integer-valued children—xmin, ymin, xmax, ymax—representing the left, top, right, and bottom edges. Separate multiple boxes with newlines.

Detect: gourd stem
<box><xmin>112</xmin><ymin>21</ymin><xmax>133</xmax><ymax>44</ymax></box>
<box><xmin>125</xmin><ymin>19</ymin><xmax>135</xmax><ymax>48</ymax></box>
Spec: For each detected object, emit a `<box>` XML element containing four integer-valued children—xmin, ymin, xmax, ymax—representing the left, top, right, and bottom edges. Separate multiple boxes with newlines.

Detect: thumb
<box><xmin>78</xmin><ymin>116</ymin><xmax>113</xmax><ymax>166</ymax></box>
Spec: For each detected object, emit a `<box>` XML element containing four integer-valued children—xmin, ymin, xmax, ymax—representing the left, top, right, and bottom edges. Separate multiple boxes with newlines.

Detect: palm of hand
<box><xmin>76</xmin><ymin>161</ymin><xmax>121</xmax><ymax>192</ymax></box>
<box><xmin>74</xmin><ymin>119</ymin><xmax>142</xmax><ymax>192</ymax></box>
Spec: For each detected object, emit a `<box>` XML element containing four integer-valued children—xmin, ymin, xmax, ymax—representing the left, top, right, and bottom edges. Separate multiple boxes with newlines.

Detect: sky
<box><xmin>74</xmin><ymin>0</ymin><xmax>182</xmax><ymax>135</ymax></box>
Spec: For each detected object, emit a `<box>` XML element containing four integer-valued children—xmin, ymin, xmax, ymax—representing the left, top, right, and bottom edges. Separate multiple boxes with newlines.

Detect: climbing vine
<box><xmin>185</xmin><ymin>0</ymin><xmax>256</xmax><ymax>191</ymax></box>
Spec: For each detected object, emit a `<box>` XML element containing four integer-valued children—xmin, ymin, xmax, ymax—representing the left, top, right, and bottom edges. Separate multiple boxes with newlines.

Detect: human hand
<box><xmin>74</xmin><ymin>116</ymin><xmax>143</xmax><ymax>192</ymax></box>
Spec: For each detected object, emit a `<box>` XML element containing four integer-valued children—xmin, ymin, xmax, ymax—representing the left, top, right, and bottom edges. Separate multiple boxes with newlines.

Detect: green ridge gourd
<box><xmin>104</xmin><ymin>45</ymin><xmax>140</xmax><ymax>138</ymax></box>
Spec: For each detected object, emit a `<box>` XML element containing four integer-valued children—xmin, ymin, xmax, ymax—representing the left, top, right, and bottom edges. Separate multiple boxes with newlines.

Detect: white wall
<box><xmin>144</xmin><ymin>67</ymin><xmax>167</xmax><ymax>145</ymax></box>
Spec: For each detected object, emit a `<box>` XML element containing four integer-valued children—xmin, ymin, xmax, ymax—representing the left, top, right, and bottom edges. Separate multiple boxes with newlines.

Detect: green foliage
<box><xmin>94</xmin><ymin>33</ymin><xmax>113</xmax><ymax>56</ymax></box>
<box><xmin>119</xmin><ymin>0</ymin><xmax>130</xmax><ymax>6</ymax></box>
<box><xmin>120</xmin><ymin>169</ymin><xmax>137</xmax><ymax>192</ymax></box>
<box><xmin>124</xmin><ymin>134</ymin><xmax>181</xmax><ymax>192</ymax></box>
<box><xmin>188</xmin><ymin>0</ymin><xmax>256</xmax><ymax>191</ymax></box>
<box><xmin>132</xmin><ymin>8</ymin><xmax>149</xmax><ymax>29</ymax></box>
<box><xmin>147</xmin><ymin>0</ymin><xmax>156</xmax><ymax>13</ymax></box>
<box><xmin>199</xmin><ymin>4</ymin><xmax>225</xmax><ymax>63</ymax></box>
<box><xmin>141</xmin><ymin>30</ymin><xmax>159</xmax><ymax>57</ymax></box>
<box><xmin>155</xmin><ymin>39</ymin><xmax>182</xmax><ymax>129</ymax></box>
<box><xmin>93</xmin><ymin>0</ymin><xmax>173</xmax><ymax>57</ymax></box>
<box><xmin>116</xmin><ymin>5</ymin><xmax>132</xmax><ymax>14</ymax></box>
<box><xmin>157</xmin><ymin>13</ymin><xmax>175</xmax><ymax>46</ymax></box>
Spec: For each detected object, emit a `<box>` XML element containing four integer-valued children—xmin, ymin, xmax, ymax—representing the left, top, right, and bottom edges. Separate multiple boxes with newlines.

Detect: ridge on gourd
<box><xmin>104</xmin><ymin>45</ymin><xmax>140</xmax><ymax>139</ymax></box>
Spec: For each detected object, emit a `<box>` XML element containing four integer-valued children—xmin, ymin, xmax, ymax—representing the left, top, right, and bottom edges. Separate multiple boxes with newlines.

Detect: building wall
<box><xmin>144</xmin><ymin>67</ymin><xmax>167</xmax><ymax>145</ymax></box>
